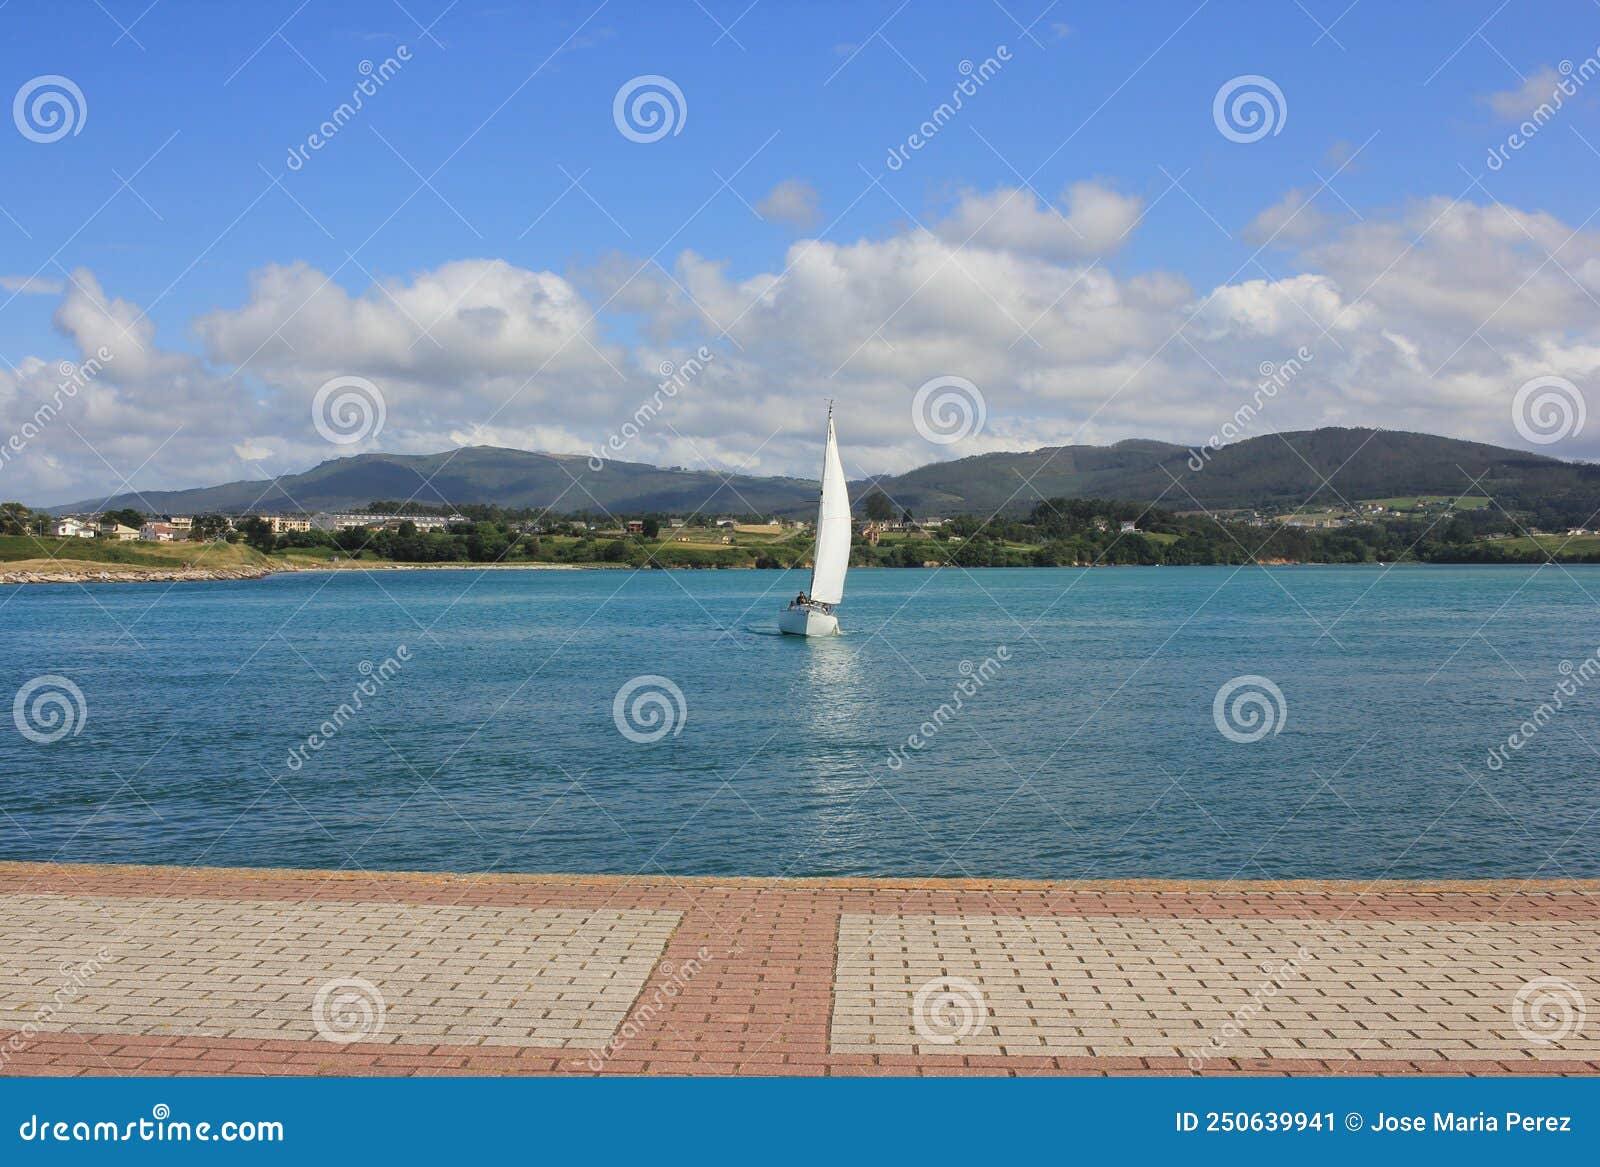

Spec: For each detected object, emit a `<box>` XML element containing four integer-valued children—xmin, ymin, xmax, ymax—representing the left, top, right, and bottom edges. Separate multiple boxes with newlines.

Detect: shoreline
<box><xmin>4</xmin><ymin>859</ymin><xmax>1597</xmax><ymax>892</ymax></box>
<box><xmin>3</xmin><ymin>557</ymin><xmax>1593</xmax><ymax>586</ymax></box>
<box><xmin>0</xmin><ymin>560</ymin><xmax>605</xmax><ymax>586</ymax></box>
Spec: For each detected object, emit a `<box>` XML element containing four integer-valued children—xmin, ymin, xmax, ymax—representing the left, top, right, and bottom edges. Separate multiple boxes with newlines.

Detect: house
<box><xmin>139</xmin><ymin>522</ymin><xmax>175</xmax><ymax>542</ymax></box>
<box><xmin>53</xmin><ymin>518</ymin><xmax>96</xmax><ymax>539</ymax></box>
<box><xmin>99</xmin><ymin>522</ymin><xmax>140</xmax><ymax>541</ymax></box>
<box><xmin>167</xmin><ymin>516</ymin><xmax>193</xmax><ymax>537</ymax></box>
<box><xmin>313</xmin><ymin>512</ymin><xmax>454</xmax><ymax>533</ymax></box>
<box><xmin>625</xmin><ymin>520</ymin><xmax>645</xmax><ymax>534</ymax></box>
<box><xmin>257</xmin><ymin>514</ymin><xmax>313</xmax><ymax>534</ymax></box>
<box><xmin>668</xmin><ymin>518</ymin><xmax>685</xmax><ymax>529</ymax></box>
<box><xmin>1119</xmin><ymin>521</ymin><xmax>1138</xmax><ymax>534</ymax></box>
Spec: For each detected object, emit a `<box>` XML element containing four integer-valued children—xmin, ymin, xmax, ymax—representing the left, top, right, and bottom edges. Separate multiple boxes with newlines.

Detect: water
<box><xmin>1</xmin><ymin>565</ymin><xmax>1596</xmax><ymax>879</ymax></box>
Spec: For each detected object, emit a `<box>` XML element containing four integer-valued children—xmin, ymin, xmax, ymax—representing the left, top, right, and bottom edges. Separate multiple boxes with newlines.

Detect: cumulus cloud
<box><xmin>6</xmin><ymin>185</ymin><xmax>1600</xmax><ymax>508</ymax></box>
<box><xmin>755</xmin><ymin>178</ymin><xmax>820</xmax><ymax>229</ymax></box>
<box><xmin>932</xmin><ymin>181</ymin><xmax>1143</xmax><ymax>259</ymax></box>
<box><xmin>1484</xmin><ymin>67</ymin><xmax>1565</xmax><ymax>119</ymax></box>
<box><xmin>1243</xmin><ymin>188</ymin><xmax>1338</xmax><ymax>246</ymax></box>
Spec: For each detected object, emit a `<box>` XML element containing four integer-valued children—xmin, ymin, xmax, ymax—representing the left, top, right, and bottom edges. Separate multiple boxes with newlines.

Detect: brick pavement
<box><xmin>0</xmin><ymin>862</ymin><xmax>1596</xmax><ymax>1076</ymax></box>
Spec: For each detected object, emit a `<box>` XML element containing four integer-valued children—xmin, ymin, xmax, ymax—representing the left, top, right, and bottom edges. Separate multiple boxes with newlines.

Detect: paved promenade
<box><xmin>1</xmin><ymin>862</ymin><xmax>1597</xmax><ymax>1076</ymax></box>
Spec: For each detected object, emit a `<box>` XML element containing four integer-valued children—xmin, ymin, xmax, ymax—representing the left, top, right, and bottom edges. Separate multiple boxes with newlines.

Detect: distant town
<box><xmin>4</xmin><ymin>486</ymin><xmax>1600</xmax><ymax>579</ymax></box>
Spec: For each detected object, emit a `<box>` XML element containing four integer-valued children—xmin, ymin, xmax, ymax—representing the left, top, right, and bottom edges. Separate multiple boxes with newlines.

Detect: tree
<box><xmin>190</xmin><ymin>514</ymin><xmax>230</xmax><ymax>542</ymax></box>
<box><xmin>101</xmin><ymin>507</ymin><xmax>143</xmax><ymax>529</ymax></box>
<box><xmin>0</xmin><ymin>502</ymin><xmax>31</xmax><ymax>536</ymax></box>
<box><xmin>237</xmin><ymin>516</ymin><xmax>277</xmax><ymax>552</ymax></box>
<box><xmin>862</xmin><ymin>488</ymin><xmax>894</xmax><ymax>522</ymax></box>
<box><xmin>642</xmin><ymin>517</ymin><xmax>661</xmax><ymax>539</ymax></box>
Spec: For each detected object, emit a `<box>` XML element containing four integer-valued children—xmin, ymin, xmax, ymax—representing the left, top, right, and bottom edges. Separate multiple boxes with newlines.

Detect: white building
<box><xmin>139</xmin><ymin>522</ymin><xmax>175</xmax><ymax>542</ymax></box>
<box><xmin>252</xmin><ymin>514</ymin><xmax>313</xmax><ymax>534</ymax></box>
<box><xmin>312</xmin><ymin>512</ymin><xmax>461</xmax><ymax>532</ymax></box>
<box><xmin>52</xmin><ymin>518</ymin><xmax>96</xmax><ymax>538</ymax></box>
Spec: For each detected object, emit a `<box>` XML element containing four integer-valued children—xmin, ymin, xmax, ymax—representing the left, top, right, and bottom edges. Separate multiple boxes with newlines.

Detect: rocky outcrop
<box><xmin>0</xmin><ymin>566</ymin><xmax>275</xmax><ymax>586</ymax></box>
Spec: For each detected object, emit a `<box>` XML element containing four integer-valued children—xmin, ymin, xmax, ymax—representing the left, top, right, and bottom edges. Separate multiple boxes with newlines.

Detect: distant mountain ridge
<box><xmin>49</xmin><ymin>429</ymin><xmax>1600</xmax><ymax>519</ymax></box>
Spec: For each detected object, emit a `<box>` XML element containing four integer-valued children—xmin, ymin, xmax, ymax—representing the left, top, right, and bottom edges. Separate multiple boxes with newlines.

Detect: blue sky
<box><xmin>3</xmin><ymin>0</ymin><xmax>1600</xmax><ymax>503</ymax></box>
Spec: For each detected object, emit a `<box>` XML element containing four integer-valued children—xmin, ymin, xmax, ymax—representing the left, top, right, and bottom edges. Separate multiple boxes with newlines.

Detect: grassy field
<box><xmin>1482</xmin><ymin>534</ymin><xmax>1600</xmax><ymax>556</ymax></box>
<box><xmin>1363</xmin><ymin>495</ymin><xmax>1491</xmax><ymax>510</ymax></box>
<box><xmin>0</xmin><ymin>535</ymin><xmax>271</xmax><ymax>569</ymax></box>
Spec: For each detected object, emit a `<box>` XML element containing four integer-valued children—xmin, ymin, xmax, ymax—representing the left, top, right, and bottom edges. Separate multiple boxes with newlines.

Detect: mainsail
<box><xmin>807</xmin><ymin>410</ymin><xmax>851</xmax><ymax>605</ymax></box>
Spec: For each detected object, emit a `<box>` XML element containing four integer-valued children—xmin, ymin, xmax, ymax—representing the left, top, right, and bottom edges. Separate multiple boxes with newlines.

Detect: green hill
<box><xmin>870</xmin><ymin>429</ymin><xmax>1594</xmax><ymax>517</ymax></box>
<box><xmin>48</xmin><ymin>429</ymin><xmax>1600</xmax><ymax>524</ymax></box>
<box><xmin>50</xmin><ymin>446</ymin><xmax>819</xmax><ymax>518</ymax></box>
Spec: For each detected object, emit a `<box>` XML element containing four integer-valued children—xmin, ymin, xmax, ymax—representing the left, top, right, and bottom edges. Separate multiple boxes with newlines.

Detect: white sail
<box><xmin>808</xmin><ymin>411</ymin><xmax>851</xmax><ymax>605</ymax></box>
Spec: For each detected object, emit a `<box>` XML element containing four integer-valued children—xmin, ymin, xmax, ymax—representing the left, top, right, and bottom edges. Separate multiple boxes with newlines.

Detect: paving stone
<box><xmin>0</xmin><ymin>893</ymin><xmax>678</xmax><ymax>1049</ymax></box>
<box><xmin>830</xmin><ymin>913</ymin><xmax>1600</xmax><ymax>1062</ymax></box>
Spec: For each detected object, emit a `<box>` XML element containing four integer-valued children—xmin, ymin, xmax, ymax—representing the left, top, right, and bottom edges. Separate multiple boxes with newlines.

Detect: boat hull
<box><xmin>778</xmin><ymin>607</ymin><xmax>840</xmax><ymax>637</ymax></box>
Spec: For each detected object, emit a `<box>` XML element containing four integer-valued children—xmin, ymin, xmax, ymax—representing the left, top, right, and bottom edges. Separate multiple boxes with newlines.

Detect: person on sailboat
<box><xmin>793</xmin><ymin>590</ymin><xmax>808</xmax><ymax>609</ymax></box>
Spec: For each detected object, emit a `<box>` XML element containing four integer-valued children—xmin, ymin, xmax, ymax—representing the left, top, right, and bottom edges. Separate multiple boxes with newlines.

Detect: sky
<box><xmin>3</xmin><ymin>0</ymin><xmax>1600</xmax><ymax>507</ymax></box>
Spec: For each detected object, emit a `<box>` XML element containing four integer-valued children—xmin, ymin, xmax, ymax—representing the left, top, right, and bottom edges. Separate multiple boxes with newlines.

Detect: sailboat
<box><xmin>779</xmin><ymin>405</ymin><xmax>850</xmax><ymax>637</ymax></box>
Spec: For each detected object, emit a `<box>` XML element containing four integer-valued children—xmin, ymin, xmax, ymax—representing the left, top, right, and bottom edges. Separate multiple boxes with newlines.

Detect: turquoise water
<box><xmin>1</xmin><ymin>565</ymin><xmax>1596</xmax><ymax>878</ymax></box>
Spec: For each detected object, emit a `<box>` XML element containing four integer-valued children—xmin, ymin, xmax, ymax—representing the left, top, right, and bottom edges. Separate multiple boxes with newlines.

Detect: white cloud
<box><xmin>1243</xmin><ymin>188</ymin><xmax>1337</xmax><ymax>246</ymax></box>
<box><xmin>755</xmin><ymin>178</ymin><xmax>820</xmax><ymax>229</ymax></box>
<box><xmin>0</xmin><ymin>275</ymin><xmax>64</xmax><ymax>295</ymax></box>
<box><xmin>7</xmin><ymin>186</ymin><xmax>1600</xmax><ymax>507</ymax></box>
<box><xmin>1484</xmin><ymin>67</ymin><xmax>1565</xmax><ymax>120</ymax></box>
<box><xmin>932</xmin><ymin>181</ymin><xmax>1143</xmax><ymax>259</ymax></box>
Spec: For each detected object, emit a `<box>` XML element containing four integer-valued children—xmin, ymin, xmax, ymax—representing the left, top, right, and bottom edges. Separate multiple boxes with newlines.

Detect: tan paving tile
<box><xmin>0</xmin><ymin>894</ymin><xmax>678</xmax><ymax>1049</ymax></box>
<box><xmin>831</xmin><ymin>913</ymin><xmax>1600</xmax><ymax>1062</ymax></box>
